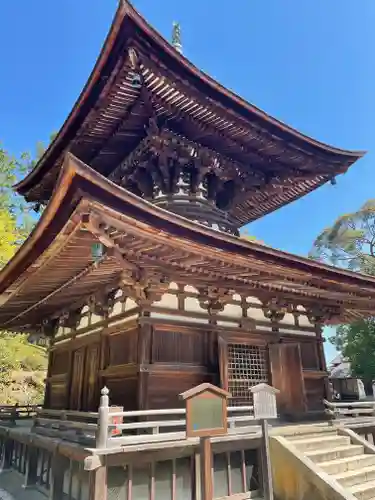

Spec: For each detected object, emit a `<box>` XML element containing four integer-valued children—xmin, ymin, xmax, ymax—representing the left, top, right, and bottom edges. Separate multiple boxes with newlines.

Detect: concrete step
<box><xmin>334</xmin><ymin>464</ymin><xmax>375</xmax><ymax>488</ymax></box>
<box><xmin>306</xmin><ymin>444</ymin><xmax>364</xmax><ymax>464</ymax></box>
<box><xmin>319</xmin><ymin>454</ymin><xmax>375</xmax><ymax>475</ymax></box>
<box><xmin>291</xmin><ymin>435</ymin><xmax>350</xmax><ymax>452</ymax></box>
<box><xmin>350</xmin><ymin>479</ymin><xmax>375</xmax><ymax>500</ymax></box>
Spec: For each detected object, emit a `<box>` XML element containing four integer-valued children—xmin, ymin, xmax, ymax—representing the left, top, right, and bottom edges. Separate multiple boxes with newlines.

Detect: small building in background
<box><xmin>329</xmin><ymin>354</ymin><xmax>368</xmax><ymax>401</ymax></box>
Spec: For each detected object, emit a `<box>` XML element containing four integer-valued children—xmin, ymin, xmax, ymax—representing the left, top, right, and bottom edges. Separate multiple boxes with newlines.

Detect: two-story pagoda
<box><xmin>0</xmin><ymin>0</ymin><xmax>374</xmax><ymax>420</ymax></box>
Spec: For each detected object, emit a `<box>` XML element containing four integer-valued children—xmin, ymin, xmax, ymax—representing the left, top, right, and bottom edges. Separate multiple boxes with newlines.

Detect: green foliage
<box><xmin>309</xmin><ymin>200</ymin><xmax>375</xmax><ymax>274</ymax></box>
<box><xmin>0</xmin><ymin>134</ymin><xmax>56</xmax><ymax>404</ymax></box>
<box><xmin>330</xmin><ymin>319</ymin><xmax>375</xmax><ymax>381</ymax></box>
<box><xmin>0</xmin><ymin>333</ymin><xmax>47</xmax><ymax>404</ymax></box>
<box><xmin>311</xmin><ymin>201</ymin><xmax>375</xmax><ymax>381</ymax></box>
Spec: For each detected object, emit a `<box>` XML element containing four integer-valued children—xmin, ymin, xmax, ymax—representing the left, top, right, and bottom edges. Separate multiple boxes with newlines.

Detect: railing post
<box><xmin>96</xmin><ymin>387</ymin><xmax>110</xmax><ymax>449</ymax></box>
<box><xmin>11</xmin><ymin>403</ymin><xmax>18</xmax><ymax>426</ymax></box>
<box><xmin>0</xmin><ymin>435</ymin><xmax>13</xmax><ymax>471</ymax></box>
<box><xmin>49</xmin><ymin>453</ymin><xmax>69</xmax><ymax>500</ymax></box>
<box><xmin>23</xmin><ymin>445</ymin><xmax>38</xmax><ymax>488</ymax></box>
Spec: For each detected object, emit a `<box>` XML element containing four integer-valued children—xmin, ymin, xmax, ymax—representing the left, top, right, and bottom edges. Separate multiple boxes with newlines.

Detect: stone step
<box><xmin>319</xmin><ymin>454</ymin><xmax>375</xmax><ymax>475</ymax></box>
<box><xmin>334</xmin><ymin>464</ymin><xmax>375</xmax><ymax>488</ymax></box>
<box><xmin>306</xmin><ymin>444</ymin><xmax>364</xmax><ymax>464</ymax></box>
<box><xmin>288</xmin><ymin>431</ymin><xmax>338</xmax><ymax>441</ymax></box>
<box><xmin>350</xmin><ymin>479</ymin><xmax>375</xmax><ymax>500</ymax></box>
<box><xmin>291</xmin><ymin>435</ymin><xmax>350</xmax><ymax>452</ymax></box>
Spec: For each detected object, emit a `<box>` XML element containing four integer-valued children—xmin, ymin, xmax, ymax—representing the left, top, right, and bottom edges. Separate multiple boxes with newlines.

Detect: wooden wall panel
<box><xmin>49</xmin><ymin>382</ymin><xmax>67</xmax><ymax>409</ymax></box>
<box><xmin>108</xmin><ymin>330</ymin><xmax>138</xmax><ymax>366</ymax></box>
<box><xmin>50</xmin><ymin>350</ymin><xmax>70</xmax><ymax>376</ymax></box>
<box><xmin>299</xmin><ymin>341</ymin><xmax>319</xmax><ymax>370</ymax></box>
<box><xmin>104</xmin><ymin>377</ymin><xmax>138</xmax><ymax>411</ymax></box>
<box><xmin>147</xmin><ymin>371</ymin><xmax>211</xmax><ymax>409</ymax></box>
<box><xmin>82</xmin><ymin>343</ymin><xmax>101</xmax><ymax>411</ymax></box>
<box><xmin>70</xmin><ymin>348</ymin><xmax>86</xmax><ymax>410</ymax></box>
<box><xmin>304</xmin><ymin>379</ymin><xmax>325</xmax><ymax>412</ymax></box>
<box><xmin>152</xmin><ymin>329</ymin><xmax>208</xmax><ymax>365</ymax></box>
<box><xmin>269</xmin><ymin>343</ymin><xmax>306</xmax><ymax>418</ymax></box>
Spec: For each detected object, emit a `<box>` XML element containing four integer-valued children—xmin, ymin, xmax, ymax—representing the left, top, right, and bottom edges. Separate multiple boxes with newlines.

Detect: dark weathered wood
<box><xmin>200</xmin><ymin>437</ymin><xmax>213</xmax><ymax>500</ymax></box>
<box><xmin>269</xmin><ymin>343</ymin><xmax>306</xmax><ymax>419</ymax></box>
<box><xmin>49</xmin><ymin>454</ymin><xmax>69</xmax><ymax>500</ymax></box>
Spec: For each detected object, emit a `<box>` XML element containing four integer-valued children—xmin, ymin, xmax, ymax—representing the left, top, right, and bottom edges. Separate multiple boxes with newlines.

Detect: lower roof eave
<box><xmin>2</xmin><ymin>153</ymin><xmax>375</xmax><ymax>331</ymax></box>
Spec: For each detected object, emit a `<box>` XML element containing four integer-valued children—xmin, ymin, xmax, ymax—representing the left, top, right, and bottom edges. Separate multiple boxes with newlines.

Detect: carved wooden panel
<box><xmin>152</xmin><ymin>329</ymin><xmax>207</xmax><ymax>365</ymax></box>
<box><xmin>108</xmin><ymin>330</ymin><xmax>138</xmax><ymax>366</ymax></box>
<box><xmin>70</xmin><ymin>348</ymin><xmax>86</xmax><ymax>410</ymax></box>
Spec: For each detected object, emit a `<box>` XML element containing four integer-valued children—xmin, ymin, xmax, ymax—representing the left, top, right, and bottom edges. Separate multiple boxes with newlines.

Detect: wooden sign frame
<box><xmin>180</xmin><ymin>383</ymin><xmax>231</xmax><ymax>438</ymax></box>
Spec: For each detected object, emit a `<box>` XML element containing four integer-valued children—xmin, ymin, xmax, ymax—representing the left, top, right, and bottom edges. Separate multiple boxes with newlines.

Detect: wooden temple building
<box><xmin>0</xmin><ymin>0</ymin><xmax>374</xmax><ymax>421</ymax></box>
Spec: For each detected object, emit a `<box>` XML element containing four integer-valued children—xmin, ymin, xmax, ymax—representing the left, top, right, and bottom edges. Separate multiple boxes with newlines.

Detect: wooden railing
<box><xmin>324</xmin><ymin>399</ymin><xmax>375</xmax><ymax>419</ymax></box>
<box><xmin>32</xmin><ymin>388</ymin><xmax>257</xmax><ymax>448</ymax></box>
<box><xmin>0</xmin><ymin>404</ymin><xmax>41</xmax><ymax>423</ymax></box>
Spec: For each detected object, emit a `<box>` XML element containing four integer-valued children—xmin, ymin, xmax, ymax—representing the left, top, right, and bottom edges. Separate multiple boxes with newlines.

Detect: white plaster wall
<box><xmin>184</xmin><ymin>296</ymin><xmax>205</xmax><ymax>313</ymax></box>
<box><xmin>218</xmin><ymin>303</ymin><xmax>242</xmax><ymax>318</ymax></box>
<box><xmin>150</xmin><ymin>312</ymin><xmax>209</xmax><ymax>324</ymax></box>
<box><xmin>153</xmin><ymin>293</ymin><xmax>179</xmax><ymax>309</ymax></box>
<box><xmin>247</xmin><ymin>305</ymin><xmax>271</xmax><ymax>323</ymax></box>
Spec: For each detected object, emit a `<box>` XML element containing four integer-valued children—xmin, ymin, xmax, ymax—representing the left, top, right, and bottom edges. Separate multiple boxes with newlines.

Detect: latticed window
<box><xmin>227</xmin><ymin>344</ymin><xmax>269</xmax><ymax>406</ymax></box>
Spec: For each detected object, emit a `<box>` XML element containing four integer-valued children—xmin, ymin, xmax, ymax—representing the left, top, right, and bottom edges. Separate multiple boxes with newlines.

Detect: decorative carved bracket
<box><xmin>306</xmin><ymin>306</ymin><xmax>341</xmax><ymax>325</ymax></box>
<box><xmin>41</xmin><ymin>317</ymin><xmax>59</xmax><ymax>338</ymax></box>
<box><xmin>262</xmin><ymin>297</ymin><xmax>287</xmax><ymax>322</ymax></box>
<box><xmin>88</xmin><ymin>288</ymin><xmax>118</xmax><ymax>317</ymax></box>
<box><xmin>119</xmin><ymin>269</ymin><xmax>169</xmax><ymax>306</ymax></box>
<box><xmin>58</xmin><ymin>309</ymin><xmax>81</xmax><ymax>330</ymax></box>
<box><xmin>198</xmin><ymin>287</ymin><xmax>234</xmax><ymax>314</ymax></box>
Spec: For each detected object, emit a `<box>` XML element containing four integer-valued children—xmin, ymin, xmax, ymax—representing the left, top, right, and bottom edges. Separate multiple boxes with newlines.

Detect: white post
<box><xmin>250</xmin><ymin>383</ymin><xmax>279</xmax><ymax>500</ymax></box>
<box><xmin>96</xmin><ymin>387</ymin><xmax>110</xmax><ymax>449</ymax></box>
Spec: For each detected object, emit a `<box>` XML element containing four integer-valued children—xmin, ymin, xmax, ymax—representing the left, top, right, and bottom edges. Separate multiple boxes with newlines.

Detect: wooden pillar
<box><xmin>137</xmin><ymin>321</ymin><xmax>152</xmax><ymax>410</ymax></box>
<box><xmin>44</xmin><ymin>350</ymin><xmax>53</xmax><ymax>408</ymax></box>
<box><xmin>89</xmin><ymin>466</ymin><xmax>107</xmax><ymax>500</ymax></box>
<box><xmin>316</xmin><ymin>326</ymin><xmax>331</xmax><ymax>401</ymax></box>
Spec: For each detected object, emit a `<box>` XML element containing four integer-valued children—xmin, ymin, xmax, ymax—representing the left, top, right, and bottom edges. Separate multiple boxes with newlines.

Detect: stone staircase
<box><xmin>286</xmin><ymin>428</ymin><xmax>375</xmax><ymax>500</ymax></box>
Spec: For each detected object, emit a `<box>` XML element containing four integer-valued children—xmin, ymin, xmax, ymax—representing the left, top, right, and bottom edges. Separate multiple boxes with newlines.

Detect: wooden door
<box><xmin>69</xmin><ymin>347</ymin><xmax>86</xmax><ymax>410</ymax></box>
<box><xmin>82</xmin><ymin>343</ymin><xmax>100</xmax><ymax>411</ymax></box>
<box><xmin>269</xmin><ymin>343</ymin><xmax>306</xmax><ymax>418</ymax></box>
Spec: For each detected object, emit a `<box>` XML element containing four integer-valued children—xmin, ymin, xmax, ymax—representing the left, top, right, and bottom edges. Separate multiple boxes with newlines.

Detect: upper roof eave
<box><xmin>14</xmin><ymin>0</ymin><xmax>365</xmax><ymax>198</ymax></box>
<box><xmin>5</xmin><ymin>153</ymin><xmax>375</xmax><ymax>305</ymax></box>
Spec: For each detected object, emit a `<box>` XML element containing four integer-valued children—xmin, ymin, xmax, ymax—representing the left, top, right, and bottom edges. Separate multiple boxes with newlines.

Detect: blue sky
<box><xmin>1</xmin><ymin>0</ymin><xmax>374</xmax><ymax>362</ymax></box>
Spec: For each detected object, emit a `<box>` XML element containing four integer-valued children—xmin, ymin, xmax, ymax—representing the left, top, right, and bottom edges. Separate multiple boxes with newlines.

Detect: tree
<box><xmin>0</xmin><ymin>132</ymin><xmax>57</xmax><ymax>267</ymax></box>
<box><xmin>331</xmin><ymin>319</ymin><xmax>375</xmax><ymax>381</ymax></box>
<box><xmin>310</xmin><ymin>201</ymin><xmax>375</xmax><ymax>382</ymax></box>
<box><xmin>0</xmin><ymin>136</ymin><xmax>55</xmax><ymax>403</ymax></box>
<box><xmin>309</xmin><ymin>200</ymin><xmax>375</xmax><ymax>275</ymax></box>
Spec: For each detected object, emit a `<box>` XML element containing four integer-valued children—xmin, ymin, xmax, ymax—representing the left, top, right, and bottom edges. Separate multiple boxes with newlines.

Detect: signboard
<box><xmin>180</xmin><ymin>383</ymin><xmax>230</xmax><ymax>439</ymax></box>
<box><xmin>250</xmin><ymin>383</ymin><xmax>279</xmax><ymax>420</ymax></box>
<box><xmin>109</xmin><ymin>406</ymin><xmax>123</xmax><ymax>436</ymax></box>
